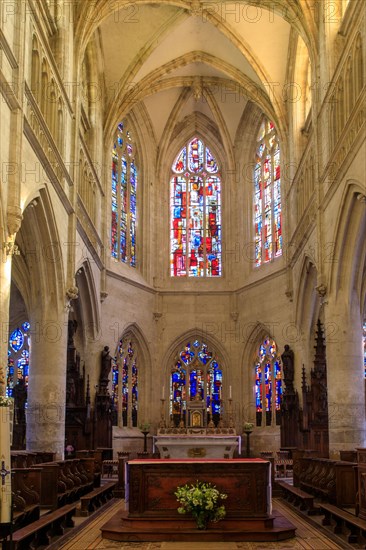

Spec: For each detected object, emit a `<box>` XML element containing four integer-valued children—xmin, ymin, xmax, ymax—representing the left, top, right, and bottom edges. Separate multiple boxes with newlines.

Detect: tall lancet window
<box><xmin>111</xmin><ymin>121</ymin><xmax>137</xmax><ymax>267</ymax></box>
<box><xmin>255</xmin><ymin>338</ymin><xmax>282</xmax><ymax>427</ymax></box>
<box><xmin>7</xmin><ymin>322</ymin><xmax>31</xmax><ymax>398</ymax></box>
<box><xmin>170</xmin><ymin>340</ymin><xmax>223</xmax><ymax>427</ymax></box>
<box><xmin>170</xmin><ymin>137</ymin><xmax>221</xmax><ymax>277</ymax></box>
<box><xmin>112</xmin><ymin>336</ymin><xmax>139</xmax><ymax>428</ymax></box>
<box><xmin>254</xmin><ymin>120</ymin><xmax>282</xmax><ymax>267</ymax></box>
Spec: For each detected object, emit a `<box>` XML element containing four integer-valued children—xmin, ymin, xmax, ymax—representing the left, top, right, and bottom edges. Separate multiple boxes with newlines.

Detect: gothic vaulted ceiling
<box><xmin>82</xmin><ymin>1</ymin><xmax>311</xmax><ymax>148</ymax></box>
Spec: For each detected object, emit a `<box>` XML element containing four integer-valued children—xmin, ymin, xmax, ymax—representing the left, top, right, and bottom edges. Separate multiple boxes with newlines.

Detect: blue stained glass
<box><xmin>22</xmin><ymin>322</ymin><xmax>30</xmax><ymax>332</ymax></box>
<box><xmin>171</xmin><ymin>340</ymin><xmax>222</xmax><ymax>426</ymax></box>
<box><xmin>205</xmin><ymin>146</ymin><xmax>218</xmax><ymax>173</ymax></box>
<box><xmin>188</xmin><ymin>138</ymin><xmax>204</xmax><ymax>173</ymax></box>
<box><xmin>254</xmin><ymin>120</ymin><xmax>282</xmax><ymax>266</ymax></box>
<box><xmin>10</xmin><ymin>328</ymin><xmax>24</xmax><ymax>352</ymax></box>
<box><xmin>198</xmin><ymin>344</ymin><xmax>212</xmax><ymax>364</ymax></box>
<box><xmin>111</xmin><ymin>121</ymin><xmax>138</xmax><ymax>267</ymax></box>
<box><xmin>171</xmin><ymin>138</ymin><xmax>221</xmax><ymax>277</ymax></box>
<box><xmin>180</xmin><ymin>343</ymin><xmax>194</xmax><ymax>364</ymax></box>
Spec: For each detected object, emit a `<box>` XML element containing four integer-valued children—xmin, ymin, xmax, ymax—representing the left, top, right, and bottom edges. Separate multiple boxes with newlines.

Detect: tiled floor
<box><xmin>56</xmin><ymin>498</ymin><xmax>355</xmax><ymax>550</ymax></box>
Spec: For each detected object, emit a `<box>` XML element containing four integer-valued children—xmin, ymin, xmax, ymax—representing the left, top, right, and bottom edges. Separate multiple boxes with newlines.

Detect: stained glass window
<box><xmin>255</xmin><ymin>338</ymin><xmax>282</xmax><ymax>427</ymax></box>
<box><xmin>170</xmin><ymin>137</ymin><xmax>221</xmax><ymax>277</ymax></box>
<box><xmin>111</xmin><ymin>121</ymin><xmax>138</xmax><ymax>267</ymax></box>
<box><xmin>7</xmin><ymin>322</ymin><xmax>30</xmax><ymax>398</ymax></box>
<box><xmin>111</xmin><ymin>335</ymin><xmax>139</xmax><ymax>428</ymax></box>
<box><xmin>254</xmin><ymin>120</ymin><xmax>282</xmax><ymax>267</ymax></box>
<box><xmin>170</xmin><ymin>340</ymin><xmax>222</xmax><ymax>427</ymax></box>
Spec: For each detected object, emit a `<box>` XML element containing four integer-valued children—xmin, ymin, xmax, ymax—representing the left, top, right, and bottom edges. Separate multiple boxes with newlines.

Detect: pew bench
<box><xmin>320</xmin><ymin>502</ymin><xmax>366</xmax><ymax>546</ymax></box>
<box><xmin>12</xmin><ymin>468</ymin><xmax>41</xmax><ymax>529</ymax></box>
<box><xmin>101</xmin><ymin>460</ymin><xmax>118</xmax><ymax>478</ymax></box>
<box><xmin>33</xmin><ymin>459</ymin><xmax>94</xmax><ymax>509</ymax></box>
<box><xmin>3</xmin><ymin>502</ymin><xmax>77</xmax><ymax>550</ymax></box>
<box><xmin>79</xmin><ymin>481</ymin><xmax>117</xmax><ymax>516</ymax></box>
<box><xmin>276</xmin><ymin>480</ymin><xmax>318</xmax><ymax>515</ymax></box>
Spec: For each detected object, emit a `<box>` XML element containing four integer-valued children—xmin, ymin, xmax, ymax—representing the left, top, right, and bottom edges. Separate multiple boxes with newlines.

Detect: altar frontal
<box><xmin>101</xmin><ymin>459</ymin><xmax>296</xmax><ymax>542</ymax></box>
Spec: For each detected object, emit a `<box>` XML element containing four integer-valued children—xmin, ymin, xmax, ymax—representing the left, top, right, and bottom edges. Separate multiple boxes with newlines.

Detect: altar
<box><xmin>153</xmin><ymin>434</ymin><xmax>240</xmax><ymax>458</ymax></box>
<box><xmin>101</xmin><ymin>458</ymin><xmax>296</xmax><ymax>542</ymax></box>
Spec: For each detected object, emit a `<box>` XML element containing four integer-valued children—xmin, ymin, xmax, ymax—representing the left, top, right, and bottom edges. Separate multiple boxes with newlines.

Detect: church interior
<box><xmin>0</xmin><ymin>0</ymin><xmax>365</xmax><ymax>546</ymax></box>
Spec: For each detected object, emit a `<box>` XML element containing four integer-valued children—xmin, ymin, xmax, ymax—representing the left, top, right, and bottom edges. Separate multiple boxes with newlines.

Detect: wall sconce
<box><xmin>2</xmin><ymin>242</ymin><xmax>20</xmax><ymax>256</ymax></box>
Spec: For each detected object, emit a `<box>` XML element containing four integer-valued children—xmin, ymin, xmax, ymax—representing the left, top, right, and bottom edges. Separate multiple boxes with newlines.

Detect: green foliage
<box><xmin>175</xmin><ymin>481</ymin><xmax>227</xmax><ymax>528</ymax></box>
<box><xmin>0</xmin><ymin>396</ymin><xmax>13</xmax><ymax>407</ymax></box>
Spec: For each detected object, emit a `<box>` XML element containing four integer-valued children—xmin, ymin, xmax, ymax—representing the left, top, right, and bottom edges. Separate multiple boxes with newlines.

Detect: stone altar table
<box><xmin>101</xmin><ymin>458</ymin><xmax>296</xmax><ymax>542</ymax></box>
<box><xmin>153</xmin><ymin>434</ymin><xmax>240</xmax><ymax>458</ymax></box>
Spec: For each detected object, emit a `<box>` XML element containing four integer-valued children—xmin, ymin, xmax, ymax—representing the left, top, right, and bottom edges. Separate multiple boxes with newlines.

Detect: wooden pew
<box><xmin>320</xmin><ymin>502</ymin><xmax>366</xmax><ymax>545</ymax></box>
<box><xmin>297</xmin><ymin>457</ymin><xmax>357</xmax><ymax>507</ymax></box>
<box><xmin>11</xmin><ymin>468</ymin><xmax>41</xmax><ymax>529</ymax></box>
<box><xmin>79</xmin><ymin>481</ymin><xmax>117</xmax><ymax>516</ymax></box>
<box><xmin>276</xmin><ymin>480</ymin><xmax>318</xmax><ymax>515</ymax></box>
<box><xmin>76</xmin><ymin>450</ymin><xmax>102</xmax><ymax>487</ymax></box>
<box><xmin>11</xmin><ymin>452</ymin><xmax>56</xmax><ymax>469</ymax></box>
<box><xmin>33</xmin><ymin>459</ymin><xmax>93</xmax><ymax>509</ymax></box>
<box><xmin>3</xmin><ymin>502</ymin><xmax>77</xmax><ymax>550</ymax></box>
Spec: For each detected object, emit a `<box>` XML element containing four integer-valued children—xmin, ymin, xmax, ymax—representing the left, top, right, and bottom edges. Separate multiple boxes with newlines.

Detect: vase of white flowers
<box><xmin>175</xmin><ymin>481</ymin><xmax>227</xmax><ymax>530</ymax></box>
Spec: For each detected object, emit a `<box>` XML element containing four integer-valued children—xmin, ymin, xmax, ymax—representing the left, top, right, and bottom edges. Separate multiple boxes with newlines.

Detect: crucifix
<box><xmin>0</xmin><ymin>461</ymin><xmax>10</xmax><ymax>486</ymax></box>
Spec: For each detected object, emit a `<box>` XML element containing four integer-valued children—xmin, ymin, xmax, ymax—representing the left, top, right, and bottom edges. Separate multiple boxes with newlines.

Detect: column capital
<box><xmin>6</xmin><ymin>205</ymin><xmax>22</xmax><ymax>237</ymax></box>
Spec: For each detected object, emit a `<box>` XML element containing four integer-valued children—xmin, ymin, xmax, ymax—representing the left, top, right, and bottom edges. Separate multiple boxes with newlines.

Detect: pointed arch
<box><xmin>110</xmin><ymin>120</ymin><xmax>139</xmax><ymax>267</ymax></box>
<box><xmin>111</xmin><ymin>323</ymin><xmax>151</xmax><ymax>428</ymax></box>
<box><xmin>13</xmin><ymin>188</ymin><xmax>65</xmax><ymax>316</ymax></box>
<box><xmin>30</xmin><ymin>35</ymin><xmax>41</xmax><ymax>102</ymax></box>
<box><xmin>329</xmin><ymin>181</ymin><xmax>366</xmax><ymax>306</ymax></box>
<box><xmin>295</xmin><ymin>256</ymin><xmax>320</xmax><ymax>332</ymax></box>
<box><xmin>253</xmin><ymin>118</ymin><xmax>282</xmax><ymax>266</ymax></box>
<box><xmin>241</xmin><ymin>322</ymin><xmax>283</xmax><ymax>428</ymax></box>
<box><xmin>75</xmin><ymin>259</ymin><xmax>100</xmax><ymax>342</ymax></box>
<box><xmin>163</xmin><ymin>329</ymin><xmax>229</xmax><ymax>428</ymax></box>
<box><xmin>163</xmin><ymin>327</ymin><xmax>230</xmax><ymax>378</ymax></box>
<box><xmin>169</xmin><ymin>135</ymin><xmax>222</xmax><ymax>276</ymax></box>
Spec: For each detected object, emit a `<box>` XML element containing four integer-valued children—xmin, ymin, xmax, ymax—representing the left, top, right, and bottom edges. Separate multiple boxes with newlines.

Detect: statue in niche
<box><xmin>101</xmin><ymin>346</ymin><xmax>112</xmax><ymax>380</ymax></box>
<box><xmin>99</xmin><ymin>346</ymin><xmax>112</xmax><ymax>394</ymax></box>
<box><xmin>281</xmin><ymin>344</ymin><xmax>294</xmax><ymax>390</ymax></box>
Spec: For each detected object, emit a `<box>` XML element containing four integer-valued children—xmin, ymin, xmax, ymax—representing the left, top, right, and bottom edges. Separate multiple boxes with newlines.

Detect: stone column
<box><xmin>0</xmin><ymin>256</ymin><xmax>12</xmax><ymax>396</ymax></box>
<box><xmin>26</xmin><ymin>307</ymin><xmax>68</xmax><ymax>459</ymax></box>
<box><xmin>324</xmin><ymin>296</ymin><xmax>365</xmax><ymax>458</ymax></box>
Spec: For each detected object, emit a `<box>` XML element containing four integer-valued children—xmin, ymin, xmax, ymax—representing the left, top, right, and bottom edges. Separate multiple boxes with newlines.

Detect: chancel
<box><xmin>0</xmin><ymin>0</ymin><xmax>365</xmax><ymax>547</ymax></box>
<box><xmin>154</xmin><ymin>340</ymin><xmax>240</xmax><ymax>458</ymax></box>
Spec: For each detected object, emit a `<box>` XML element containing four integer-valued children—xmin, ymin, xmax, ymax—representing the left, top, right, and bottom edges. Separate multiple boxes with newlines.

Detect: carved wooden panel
<box><xmin>127</xmin><ymin>459</ymin><xmax>270</xmax><ymax>518</ymax></box>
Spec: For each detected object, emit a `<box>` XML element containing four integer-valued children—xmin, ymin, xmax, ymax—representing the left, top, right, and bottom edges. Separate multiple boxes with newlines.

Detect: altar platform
<box><xmin>101</xmin><ymin>458</ymin><xmax>296</xmax><ymax>542</ymax></box>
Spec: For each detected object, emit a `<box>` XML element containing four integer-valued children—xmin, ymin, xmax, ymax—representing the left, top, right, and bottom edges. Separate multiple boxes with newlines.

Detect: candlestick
<box><xmin>229</xmin><ymin>385</ymin><xmax>232</xmax><ymax>399</ymax></box>
<box><xmin>162</xmin><ymin>386</ymin><xmax>165</xmax><ymax>400</ymax></box>
<box><xmin>159</xmin><ymin>398</ymin><xmax>166</xmax><ymax>430</ymax></box>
